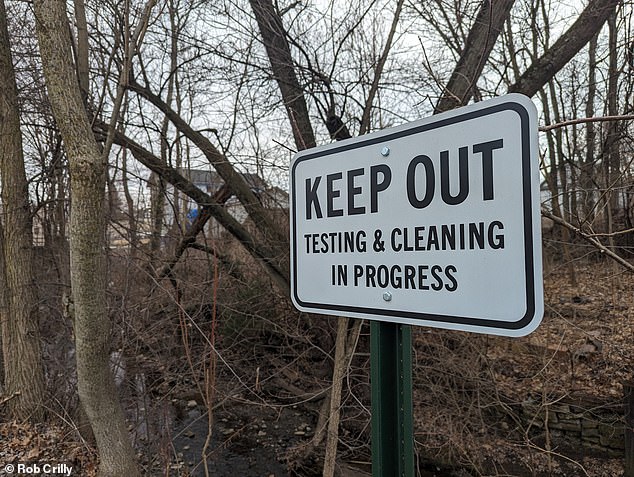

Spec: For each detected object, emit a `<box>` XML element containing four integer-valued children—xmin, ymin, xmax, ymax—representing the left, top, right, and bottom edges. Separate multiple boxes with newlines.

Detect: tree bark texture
<box><xmin>33</xmin><ymin>1</ymin><xmax>141</xmax><ymax>475</ymax></box>
<box><xmin>0</xmin><ymin>219</ymin><xmax>7</xmax><ymax>388</ymax></box>
<box><xmin>0</xmin><ymin>0</ymin><xmax>46</xmax><ymax>421</ymax></box>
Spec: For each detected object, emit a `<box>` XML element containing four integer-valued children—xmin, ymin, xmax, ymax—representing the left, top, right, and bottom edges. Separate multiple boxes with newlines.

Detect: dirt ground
<box><xmin>0</xmin><ymin>256</ymin><xmax>632</xmax><ymax>476</ymax></box>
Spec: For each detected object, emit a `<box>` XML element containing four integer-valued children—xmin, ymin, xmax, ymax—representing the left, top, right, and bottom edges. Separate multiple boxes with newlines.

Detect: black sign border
<box><xmin>291</xmin><ymin>100</ymin><xmax>537</xmax><ymax>331</ymax></box>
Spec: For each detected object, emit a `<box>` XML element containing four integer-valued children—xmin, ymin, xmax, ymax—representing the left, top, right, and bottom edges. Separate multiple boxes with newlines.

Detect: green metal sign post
<box><xmin>371</xmin><ymin>321</ymin><xmax>414</xmax><ymax>477</ymax></box>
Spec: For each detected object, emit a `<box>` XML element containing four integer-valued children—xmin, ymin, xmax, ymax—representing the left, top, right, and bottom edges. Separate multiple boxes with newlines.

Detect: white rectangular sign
<box><xmin>290</xmin><ymin>94</ymin><xmax>543</xmax><ymax>336</ymax></box>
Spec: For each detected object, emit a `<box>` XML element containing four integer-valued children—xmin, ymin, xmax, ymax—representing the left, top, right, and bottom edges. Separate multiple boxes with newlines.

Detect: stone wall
<box><xmin>513</xmin><ymin>395</ymin><xmax>625</xmax><ymax>456</ymax></box>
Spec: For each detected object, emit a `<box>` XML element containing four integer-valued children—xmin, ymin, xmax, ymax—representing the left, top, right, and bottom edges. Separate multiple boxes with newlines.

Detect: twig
<box><xmin>582</xmin><ymin>227</ymin><xmax>634</xmax><ymax>238</ymax></box>
<box><xmin>524</xmin><ymin>441</ymin><xmax>589</xmax><ymax>476</ymax></box>
<box><xmin>539</xmin><ymin>114</ymin><xmax>634</xmax><ymax>131</ymax></box>
<box><xmin>542</xmin><ymin>208</ymin><xmax>634</xmax><ymax>273</ymax></box>
<box><xmin>272</xmin><ymin>139</ymin><xmax>297</xmax><ymax>154</ymax></box>
<box><xmin>0</xmin><ymin>392</ymin><xmax>21</xmax><ymax>406</ymax></box>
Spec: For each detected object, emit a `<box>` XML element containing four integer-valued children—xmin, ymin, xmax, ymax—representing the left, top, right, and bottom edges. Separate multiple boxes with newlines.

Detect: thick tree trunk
<box><xmin>435</xmin><ymin>0</ymin><xmax>516</xmax><ymax>113</ymax></box>
<box><xmin>249</xmin><ymin>0</ymin><xmax>316</xmax><ymax>150</ymax></box>
<box><xmin>0</xmin><ymin>0</ymin><xmax>46</xmax><ymax>421</ymax></box>
<box><xmin>34</xmin><ymin>1</ymin><xmax>141</xmax><ymax>475</ymax></box>
<box><xmin>508</xmin><ymin>0</ymin><xmax>621</xmax><ymax>97</ymax></box>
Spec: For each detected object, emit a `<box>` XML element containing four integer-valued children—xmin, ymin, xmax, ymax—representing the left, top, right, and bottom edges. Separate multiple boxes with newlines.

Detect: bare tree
<box><xmin>603</xmin><ymin>11</ymin><xmax>622</xmax><ymax>246</ymax></box>
<box><xmin>33</xmin><ymin>0</ymin><xmax>140</xmax><ymax>475</ymax></box>
<box><xmin>581</xmin><ymin>33</ymin><xmax>599</xmax><ymax>222</ymax></box>
<box><xmin>0</xmin><ymin>0</ymin><xmax>46</xmax><ymax>421</ymax></box>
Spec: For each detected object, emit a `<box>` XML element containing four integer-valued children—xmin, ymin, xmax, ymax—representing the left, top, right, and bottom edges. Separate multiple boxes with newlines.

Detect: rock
<box><xmin>549</xmin><ymin>404</ymin><xmax>571</xmax><ymax>414</ymax></box>
<box><xmin>573</xmin><ymin>343</ymin><xmax>599</xmax><ymax>361</ymax></box>
<box><xmin>550</xmin><ymin>419</ymin><xmax>581</xmax><ymax>432</ymax></box>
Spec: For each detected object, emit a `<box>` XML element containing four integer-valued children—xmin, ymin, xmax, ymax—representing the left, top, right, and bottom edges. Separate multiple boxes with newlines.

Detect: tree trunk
<box><xmin>604</xmin><ymin>11</ymin><xmax>621</xmax><ymax>247</ymax></box>
<box><xmin>0</xmin><ymin>220</ymin><xmax>7</xmax><ymax>389</ymax></box>
<box><xmin>0</xmin><ymin>0</ymin><xmax>46</xmax><ymax>421</ymax></box>
<box><xmin>34</xmin><ymin>1</ymin><xmax>141</xmax><ymax>475</ymax></box>
<box><xmin>72</xmin><ymin>0</ymin><xmax>89</xmax><ymax>103</ymax></box>
<box><xmin>249</xmin><ymin>0</ymin><xmax>316</xmax><ymax>150</ymax></box>
<box><xmin>435</xmin><ymin>0</ymin><xmax>516</xmax><ymax>113</ymax></box>
<box><xmin>359</xmin><ymin>0</ymin><xmax>405</xmax><ymax>134</ymax></box>
<box><xmin>508</xmin><ymin>0</ymin><xmax>621</xmax><ymax>97</ymax></box>
<box><xmin>581</xmin><ymin>34</ymin><xmax>598</xmax><ymax>223</ymax></box>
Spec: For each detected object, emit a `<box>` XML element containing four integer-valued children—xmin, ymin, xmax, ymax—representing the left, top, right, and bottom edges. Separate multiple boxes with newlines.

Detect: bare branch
<box><xmin>127</xmin><ymin>78</ymin><xmax>287</xmax><ymax>247</ymax></box>
<box><xmin>94</xmin><ymin>122</ymin><xmax>290</xmax><ymax>291</ymax></box>
<box><xmin>540</xmin><ymin>114</ymin><xmax>634</xmax><ymax>131</ymax></box>
<box><xmin>359</xmin><ymin>0</ymin><xmax>405</xmax><ymax>134</ymax></box>
<box><xmin>101</xmin><ymin>0</ymin><xmax>157</xmax><ymax>163</ymax></box>
<box><xmin>542</xmin><ymin>209</ymin><xmax>634</xmax><ymax>273</ymax></box>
